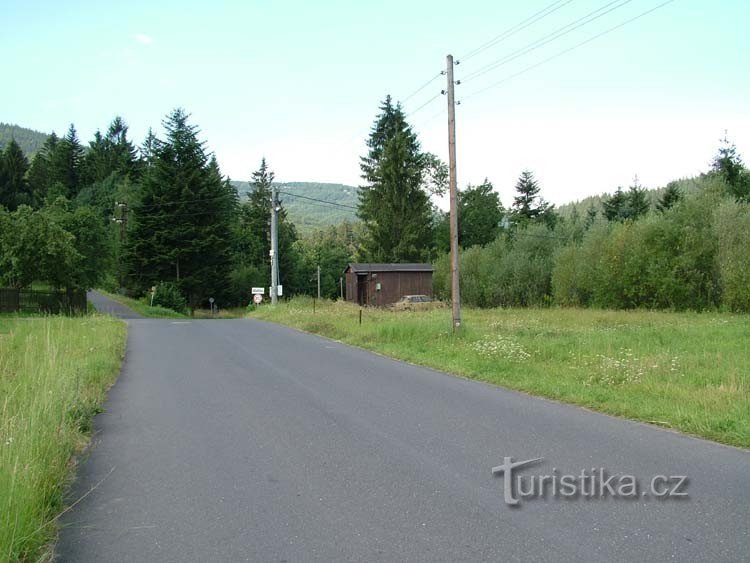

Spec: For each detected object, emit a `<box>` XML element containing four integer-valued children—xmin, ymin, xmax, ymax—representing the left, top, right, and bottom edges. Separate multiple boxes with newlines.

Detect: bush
<box><xmin>715</xmin><ymin>200</ymin><xmax>750</xmax><ymax>312</ymax></box>
<box><xmin>151</xmin><ymin>282</ymin><xmax>187</xmax><ymax>313</ymax></box>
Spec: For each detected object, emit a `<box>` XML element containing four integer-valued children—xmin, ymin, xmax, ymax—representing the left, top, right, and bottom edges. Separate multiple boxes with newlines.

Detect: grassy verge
<box><xmin>0</xmin><ymin>315</ymin><xmax>126</xmax><ymax>562</ymax></box>
<box><xmin>97</xmin><ymin>290</ymin><xmax>188</xmax><ymax>319</ymax></box>
<box><xmin>250</xmin><ymin>298</ymin><xmax>750</xmax><ymax>448</ymax></box>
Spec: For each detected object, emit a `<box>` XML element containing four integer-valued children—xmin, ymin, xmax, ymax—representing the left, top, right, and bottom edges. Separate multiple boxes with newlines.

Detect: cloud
<box><xmin>134</xmin><ymin>33</ymin><xmax>153</xmax><ymax>45</ymax></box>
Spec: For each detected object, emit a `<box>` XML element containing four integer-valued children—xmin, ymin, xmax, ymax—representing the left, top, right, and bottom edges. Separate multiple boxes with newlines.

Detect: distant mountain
<box><xmin>231</xmin><ymin>181</ymin><xmax>359</xmax><ymax>233</ymax></box>
<box><xmin>0</xmin><ymin>123</ymin><xmax>48</xmax><ymax>158</ymax></box>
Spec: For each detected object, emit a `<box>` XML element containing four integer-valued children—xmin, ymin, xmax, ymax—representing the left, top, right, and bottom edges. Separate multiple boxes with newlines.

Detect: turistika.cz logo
<box><xmin>491</xmin><ymin>457</ymin><xmax>689</xmax><ymax>506</ymax></box>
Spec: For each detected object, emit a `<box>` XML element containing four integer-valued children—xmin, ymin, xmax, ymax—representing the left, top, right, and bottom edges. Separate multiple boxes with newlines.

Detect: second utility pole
<box><xmin>270</xmin><ymin>185</ymin><xmax>279</xmax><ymax>305</ymax></box>
<box><xmin>446</xmin><ymin>54</ymin><xmax>461</xmax><ymax>330</ymax></box>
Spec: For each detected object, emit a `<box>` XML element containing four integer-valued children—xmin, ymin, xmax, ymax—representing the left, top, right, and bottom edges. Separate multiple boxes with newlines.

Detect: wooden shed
<box><xmin>344</xmin><ymin>263</ymin><xmax>434</xmax><ymax>307</ymax></box>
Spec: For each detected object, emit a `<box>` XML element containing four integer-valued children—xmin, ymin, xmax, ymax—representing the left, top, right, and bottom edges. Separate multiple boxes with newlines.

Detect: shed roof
<box><xmin>346</xmin><ymin>263</ymin><xmax>434</xmax><ymax>273</ymax></box>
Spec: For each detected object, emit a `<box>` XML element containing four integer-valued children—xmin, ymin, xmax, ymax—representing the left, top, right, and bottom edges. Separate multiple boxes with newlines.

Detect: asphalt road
<box><xmin>58</xmin><ymin>294</ymin><xmax>749</xmax><ymax>562</ymax></box>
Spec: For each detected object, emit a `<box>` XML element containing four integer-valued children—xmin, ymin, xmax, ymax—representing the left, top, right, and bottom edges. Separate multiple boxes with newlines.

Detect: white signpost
<box><xmin>251</xmin><ymin>287</ymin><xmax>265</xmax><ymax>295</ymax></box>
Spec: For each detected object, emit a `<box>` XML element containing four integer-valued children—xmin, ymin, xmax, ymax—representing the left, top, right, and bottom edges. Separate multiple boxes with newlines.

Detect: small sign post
<box><xmin>209</xmin><ymin>297</ymin><xmax>215</xmax><ymax>316</ymax></box>
<box><xmin>253</xmin><ymin>294</ymin><xmax>263</xmax><ymax>305</ymax></box>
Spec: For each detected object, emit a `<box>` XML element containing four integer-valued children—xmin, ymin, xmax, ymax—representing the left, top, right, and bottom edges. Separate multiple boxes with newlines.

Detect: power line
<box><xmin>402</xmin><ymin>71</ymin><xmax>444</xmax><ymax>103</ymax></box>
<box><xmin>463</xmin><ymin>0</ymin><xmax>634</xmax><ymax>83</ymax></box>
<box><xmin>277</xmin><ymin>190</ymin><xmax>359</xmax><ymax>210</ymax></box>
<box><xmin>406</xmin><ymin>92</ymin><xmax>443</xmax><ymax>117</ymax></box>
<box><xmin>462</xmin><ymin>0</ymin><xmax>675</xmax><ymax>102</ymax></box>
<box><xmin>460</xmin><ymin>0</ymin><xmax>575</xmax><ymax>63</ymax></box>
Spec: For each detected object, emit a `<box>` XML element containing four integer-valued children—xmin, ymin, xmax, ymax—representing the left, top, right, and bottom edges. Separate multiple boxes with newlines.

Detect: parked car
<box><xmin>390</xmin><ymin>295</ymin><xmax>435</xmax><ymax>310</ymax></box>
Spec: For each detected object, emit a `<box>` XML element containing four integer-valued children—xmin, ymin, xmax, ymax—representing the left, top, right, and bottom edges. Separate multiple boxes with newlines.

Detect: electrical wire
<box><xmin>402</xmin><ymin>71</ymin><xmax>444</xmax><ymax>103</ymax></box>
<box><xmin>277</xmin><ymin>190</ymin><xmax>359</xmax><ymax>210</ymax></box>
<box><xmin>460</xmin><ymin>0</ymin><xmax>575</xmax><ymax>63</ymax></box>
<box><xmin>462</xmin><ymin>0</ymin><xmax>675</xmax><ymax>102</ymax></box>
<box><xmin>406</xmin><ymin>93</ymin><xmax>443</xmax><ymax>117</ymax></box>
<box><xmin>462</xmin><ymin>0</ymin><xmax>634</xmax><ymax>82</ymax></box>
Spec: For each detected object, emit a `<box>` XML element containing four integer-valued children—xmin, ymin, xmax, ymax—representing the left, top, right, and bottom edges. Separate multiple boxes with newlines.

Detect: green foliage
<box><xmin>603</xmin><ymin>187</ymin><xmax>627</xmax><ymax>221</ymax></box>
<box><xmin>0</xmin><ymin>316</ymin><xmax>125</xmax><ymax>563</ymax></box>
<box><xmin>0</xmin><ymin>205</ymin><xmax>78</xmax><ymax>289</ymax></box>
<box><xmin>294</xmin><ymin>223</ymin><xmax>357</xmax><ymax>298</ymax></box>
<box><xmin>458</xmin><ymin>179</ymin><xmax>503</xmax><ymax>248</ymax></box>
<box><xmin>358</xmin><ymin>96</ymin><xmax>434</xmax><ymax>262</ymax></box>
<box><xmin>714</xmin><ymin>200</ymin><xmax>750</xmax><ymax>312</ymax></box>
<box><xmin>511</xmin><ymin>170</ymin><xmax>555</xmax><ymax>227</ymax></box>
<box><xmin>49</xmin><ymin>124</ymin><xmax>85</xmax><ymax>199</ymax></box>
<box><xmin>0</xmin><ymin>139</ymin><xmax>31</xmax><ymax>210</ymax></box>
<box><xmin>234</xmin><ymin>158</ymin><xmax>300</xmax><ymax>295</ymax></box>
<box><xmin>712</xmin><ymin>134</ymin><xmax>749</xmax><ymax>201</ymax></box>
<box><xmin>656</xmin><ymin>181</ymin><xmax>683</xmax><ymax>213</ymax></box>
<box><xmin>124</xmin><ymin>109</ymin><xmax>236</xmax><ymax>308</ymax></box>
<box><xmin>151</xmin><ymin>281</ymin><xmax>188</xmax><ymax>313</ymax></box>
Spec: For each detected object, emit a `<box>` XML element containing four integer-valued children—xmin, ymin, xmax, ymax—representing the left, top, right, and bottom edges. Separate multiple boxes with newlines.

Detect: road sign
<box><xmin>251</xmin><ymin>287</ymin><xmax>265</xmax><ymax>295</ymax></box>
<box><xmin>253</xmin><ymin>294</ymin><xmax>263</xmax><ymax>304</ymax></box>
<box><xmin>270</xmin><ymin>285</ymin><xmax>283</xmax><ymax>297</ymax></box>
<box><xmin>208</xmin><ymin>297</ymin><xmax>215</xmax><ymax>304</ymax></box>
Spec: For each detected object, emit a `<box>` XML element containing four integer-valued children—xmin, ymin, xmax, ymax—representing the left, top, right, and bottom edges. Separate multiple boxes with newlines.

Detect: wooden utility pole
<box><xmin>317</xmin><ymin>265</ymin><xmax>321</xmax><ymax>300</ymax></box>
<box><xmin>270</xmin><ymin>185</ymin><xmax>279</xmax><ymax>305</ymax></box>
<box><xmin>446</xmin><ymin>54</ymin><xmax>461</xmax><ymax>330</ymax></box>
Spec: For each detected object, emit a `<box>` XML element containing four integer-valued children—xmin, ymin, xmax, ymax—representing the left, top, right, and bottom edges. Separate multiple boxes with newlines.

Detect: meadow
<box><xmin>0</xmin><ymin>316</ymin><xmax>125</xmax><ymax>562</ymax></box>
<box><xmin>251</xmin><ymin>298</ymin><xmax>750</xmax><ymax>449</ymax></box>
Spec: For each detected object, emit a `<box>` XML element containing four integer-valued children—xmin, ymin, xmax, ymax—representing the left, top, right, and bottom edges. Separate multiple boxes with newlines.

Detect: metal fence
<box><xmin>0</xmin><ymin>288</ymin><xmax>87</xmax><ymax>314</ymax></box>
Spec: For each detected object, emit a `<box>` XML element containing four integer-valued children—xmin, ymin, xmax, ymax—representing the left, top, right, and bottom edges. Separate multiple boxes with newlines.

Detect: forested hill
<box><xmin>0</xmin><ymin>123</ymin><xmax>48</xmax><ymax>157</ymax></box>
<box><xmin>231</xmin><ymin>181</ymin><xmax>358</xmax><ymax>233</ymax></box>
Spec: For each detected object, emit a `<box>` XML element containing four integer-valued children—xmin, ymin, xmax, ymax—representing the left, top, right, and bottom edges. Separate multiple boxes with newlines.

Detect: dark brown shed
<box><xmin>343</xmin><ymin>263</ymin><xmax>433</xmax><ymax>307</ymax></box>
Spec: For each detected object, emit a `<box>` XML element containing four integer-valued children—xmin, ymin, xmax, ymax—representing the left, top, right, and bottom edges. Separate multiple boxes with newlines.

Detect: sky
<box><xmin>2</xmin><ymin>0</ymin><xmax>749</xmax><ymax>208</ymax></box>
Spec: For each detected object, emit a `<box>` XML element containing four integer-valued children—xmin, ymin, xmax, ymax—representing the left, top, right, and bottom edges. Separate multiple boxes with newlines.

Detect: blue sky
<box><xmin>2</xmin><ymin>0</ymin><xmax>748</xmax><ymax>206</ymax></box>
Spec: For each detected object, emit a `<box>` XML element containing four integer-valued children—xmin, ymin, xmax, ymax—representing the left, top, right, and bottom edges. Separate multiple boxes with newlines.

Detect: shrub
<box><xmin>151</xmin><ymin>282</ymin><xmax>187</xmax><ymax>313</ymax></box>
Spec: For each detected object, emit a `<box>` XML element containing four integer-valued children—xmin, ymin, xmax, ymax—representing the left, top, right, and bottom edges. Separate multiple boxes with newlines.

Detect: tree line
<box><xmin>0</xmin><ymin>99</ymin><xmax>748</xmax><ymax>312</ymax></box>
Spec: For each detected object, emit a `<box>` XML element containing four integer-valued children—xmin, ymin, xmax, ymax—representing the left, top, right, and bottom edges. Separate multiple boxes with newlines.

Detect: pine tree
<box><xmin>235</xmin><ymin>158</ymin><xmax>298</xmax><ymax>291</ymax></box>
<box><xmin>584</xmin><ymin>203</ymin><xmax>598</xmax><ymax>229</ymax></box>
<box><xmin>511</xmin><ymin>169</ymin><xmax>554</xmax><ymax>227</ymax></box>
<box><xmin>26</xmin><ymin>132</ymin><xmax>58</xmax><ymax>206</ymax></box>
<box><xmin>656</xmin><ymin>182</ymin><xmax>682</xmax><ymax>213</ymax></box>
<box><xmin>49</xmin><ymin>124</ymin><xmax>84</xmax><ymax>198</ymax></box>
<box><xmin>358</xmin><ymin>97</ymin><xmax>433</xmax><ymax>262</ymax></box>
<box><xmin>0</xmin><ymin>139</ymin><xmax>31</xmax><ymax>210</ymax></box>
<box><xmin>124</xmin><ymin>109</ymin><xmax>235</xmax><ymax>308</ymax></box>
<box><xmin>712</xmin><ymin>134</ymin><xmax>749</xmax><ymax>201</ymax></box>
<box><xmin>603</xmin><ymin>187</ymin><xmax>627</xmax><ymax>221</ymax></box>
<box><xmin>625</xmin><ymin>178</ymin><xmax>650</xmax><ymax>220</ymax></box>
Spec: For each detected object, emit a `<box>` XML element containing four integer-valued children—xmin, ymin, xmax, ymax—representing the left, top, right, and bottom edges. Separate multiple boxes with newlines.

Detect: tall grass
<box><xmin>251</xmin><ymin>298</ymin><xmax>750</xmax><ymax>448</ymax></box>
<box><xmin>0</xmin><ymin>316</ymin><xmax>126</xmax><ymax>562</ymax></box>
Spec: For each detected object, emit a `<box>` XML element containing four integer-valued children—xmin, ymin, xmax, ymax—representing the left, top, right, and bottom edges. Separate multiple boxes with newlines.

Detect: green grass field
<box><xmin>0</xmin><ymin>316</ymin><xmax>126</xmax><ymax>562</ymax></box>
<box><xmin>250</xmin><ymin>298</ymin><xmax>750</xmax><ymax>449</ymax></box>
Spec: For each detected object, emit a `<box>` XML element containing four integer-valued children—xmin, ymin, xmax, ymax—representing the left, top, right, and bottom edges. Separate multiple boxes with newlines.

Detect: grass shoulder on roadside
<box><xmin>97</xmin><ymin>290</ymin><xmax>188</xmax><ymax>318</ymax></box>
<box><xmin>250</xmin><ymin>297</ymin><xmax>750</xmax><ymax>449</ymax></box>
<box><xmin>0</xmin><ymin>315</ymin><xmax>126</xmax><ymax>562</ymax></box>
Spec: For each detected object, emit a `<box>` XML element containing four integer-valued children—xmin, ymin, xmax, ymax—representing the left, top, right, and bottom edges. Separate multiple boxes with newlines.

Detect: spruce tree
<box><xmin>358</xmin><ymin>97</ymin><xmax>433</xmax><ymax>262</ymax></box>
<box><xmin>603</xmin><ymin>187</ymin><xmax>627</xmax><ymax>221</ymax></box>
<box><xmin>49</xmin><ymin>124</ymin><xmax>84</xmax><ymax>199</ymax></box>
<box><xmin>124</xmin><ymin>109</ymin><xmax>235</xmax><ymax>308</ymax></box>
<box><xmin>625</xmin><ymin>179</ymin><xmax>650</xmax><ymax>219</ymax></box>
<box><xmin>0</xmin><ymin>139</ymin><xmax>30</xmax><ymax>210</ymax></box>
<box><xmin>235</xmin><ymin>159</ymin><xmax>297</xmax><ymax>291</ymax></box>
<box><xmin>511</xmin><ymin>170</ymin><xmax>554</xmax><ymax>227</ymax></box>
<box><xmin>656</xmin><ymin>182</ymin><xmax>682</xmax><ymax>213</ymax></box>
<box><xmin>26</xmin><ymin>132</ymin><xmax>58</xmax><ymax>206</ymax></box>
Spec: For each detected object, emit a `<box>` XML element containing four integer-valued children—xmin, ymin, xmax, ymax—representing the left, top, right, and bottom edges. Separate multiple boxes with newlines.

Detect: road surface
<box><xmin>58</xmin><ymin>293</ymin><xmax>749</xmax><ymax>562</ymax></box>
